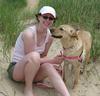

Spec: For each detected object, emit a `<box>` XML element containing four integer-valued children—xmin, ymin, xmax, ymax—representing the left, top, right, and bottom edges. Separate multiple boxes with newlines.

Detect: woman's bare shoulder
<box><xmin>23</xmin><ymin>26</ymin><xmax>36</xmax><ymax>38</ymax></box>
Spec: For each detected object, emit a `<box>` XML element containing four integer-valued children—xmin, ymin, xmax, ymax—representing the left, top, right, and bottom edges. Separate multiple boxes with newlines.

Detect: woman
<box><xmin>7</xmin><ymin>6</ymin><xmax>70</xmax><ymax>96</ymax></box>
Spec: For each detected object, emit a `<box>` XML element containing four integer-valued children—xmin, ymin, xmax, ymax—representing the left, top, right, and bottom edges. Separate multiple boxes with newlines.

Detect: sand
<box><xmin>0</xmin><ymin>39</ymin><xmax>100</xmax><ymax>96</ymax></box>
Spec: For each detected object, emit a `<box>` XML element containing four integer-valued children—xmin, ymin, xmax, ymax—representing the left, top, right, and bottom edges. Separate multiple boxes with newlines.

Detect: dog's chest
<box><xmin>63</xmin><ymin>41</ymin><xmax>83</xmax><ymax>57</ymax></box>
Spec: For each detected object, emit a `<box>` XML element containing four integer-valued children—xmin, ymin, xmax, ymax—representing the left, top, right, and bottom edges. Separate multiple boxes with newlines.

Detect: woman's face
<box><xmin>38</xmin><ymin>13</ymin><xmax>55</xmax><ymax>29</ymax></box>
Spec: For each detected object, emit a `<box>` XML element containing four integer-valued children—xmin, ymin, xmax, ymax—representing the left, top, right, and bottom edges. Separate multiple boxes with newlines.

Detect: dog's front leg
<box><xmin>73</xmin><ymin>60</ymin><xmax>81</xmax><ymax>88</ymax></box>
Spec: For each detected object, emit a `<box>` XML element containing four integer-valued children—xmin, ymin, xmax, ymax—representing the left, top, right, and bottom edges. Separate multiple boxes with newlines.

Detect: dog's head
<box><xmin>50</xmin><ymin>24</ymin><xmax>79</xmax><ymax>39</ymax></box>
<box><xmin>50</xmin><ymin>24</ymin><xmax>81</xmax><ymax>49</ymax></box>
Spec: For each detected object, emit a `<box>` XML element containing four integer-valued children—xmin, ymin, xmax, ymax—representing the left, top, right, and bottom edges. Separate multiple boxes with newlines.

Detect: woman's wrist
<box><xmin>40</xmin><ymin>57</ymin><xmax>54</xmax><ymax>64</ymax></box>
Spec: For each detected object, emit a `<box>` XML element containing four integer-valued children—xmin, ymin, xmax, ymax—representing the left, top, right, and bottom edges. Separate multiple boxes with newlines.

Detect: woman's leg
<box><xmin>13</xmin><ymin>52</ymin><xmax>41</xmax><ymax>96</ymax></box>
<box><xmin>12</xmin><ymin>51</ymin><xmax>70</xmax><ymax>96</ymax></box>
<box><xmin>34</xmin><ymin>63</ymin><xmax>70</xmax><ymax>96</ymax></box>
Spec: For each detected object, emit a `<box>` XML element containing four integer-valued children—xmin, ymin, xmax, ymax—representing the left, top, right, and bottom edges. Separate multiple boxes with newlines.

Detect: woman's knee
<box><xmin>41</xmin><ymin>63</ymin><xmax>54</xmax><ymax>70</ymax></box>
<box><xmin>27</xmin><ymin>52</ymin><xmax>41</xmax><ymax>65</ymax></box>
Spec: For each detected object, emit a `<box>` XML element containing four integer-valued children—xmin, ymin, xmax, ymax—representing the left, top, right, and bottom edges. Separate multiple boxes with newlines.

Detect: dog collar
<box><xmin>60</xmin><ymin>50</ymin><xmax>82</xmax><ymax>61</ymax></box>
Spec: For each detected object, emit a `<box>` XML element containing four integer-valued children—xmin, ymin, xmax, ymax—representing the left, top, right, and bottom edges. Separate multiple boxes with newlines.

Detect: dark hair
<box><xmin>35</xmin><ymin>13</ymin><xmax>41</xmax><ymax>22</ymax></box>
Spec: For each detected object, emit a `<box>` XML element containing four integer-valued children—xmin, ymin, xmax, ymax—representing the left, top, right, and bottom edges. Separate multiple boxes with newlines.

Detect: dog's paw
<box><xmin>80</xmin><ymin>65</ymin><xmax>84</xmax><ymax>74</ymax></box>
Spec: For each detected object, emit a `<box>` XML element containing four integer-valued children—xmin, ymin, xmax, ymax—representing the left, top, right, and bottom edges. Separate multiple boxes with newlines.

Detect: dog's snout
<box><xmin>50</xmin><ymin>28</ymin><xmax>55</xmax><ymax>33</ymax></box>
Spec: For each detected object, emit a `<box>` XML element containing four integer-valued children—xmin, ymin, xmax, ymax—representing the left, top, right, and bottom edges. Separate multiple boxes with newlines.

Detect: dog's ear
<box><xmin>50</xmin><ymin>27</ymin><xmax>56</xmax><ymax>33</ymax></box>
<box><xmin>75</xmin><ymin>28</ymin><xmax>80</xmax><ymax>35</ymax></box>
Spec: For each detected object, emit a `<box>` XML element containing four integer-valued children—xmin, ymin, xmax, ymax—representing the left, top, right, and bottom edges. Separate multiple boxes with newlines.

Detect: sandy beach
<box><xmin>0</xmin><ymin>39</ymin><xmax>100</xmax><ymax>96</ymax></box>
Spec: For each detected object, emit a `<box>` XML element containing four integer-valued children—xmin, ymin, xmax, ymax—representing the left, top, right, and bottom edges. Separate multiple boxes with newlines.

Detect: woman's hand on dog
<box><xmin>40</xmin><ymin>55</ymin><xmax>63</xmax><ymax>64</ymax></box>
<box><xmin>53</xmin><ymin>55</ymin><xmax>64</xmax><ymax>64</ymax></box>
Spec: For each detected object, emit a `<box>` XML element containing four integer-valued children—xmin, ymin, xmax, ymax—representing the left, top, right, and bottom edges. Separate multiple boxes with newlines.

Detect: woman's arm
<box><xmin>22</xmin><ymin>31</ymin><xmax>36</xmax><ymax>54</ymax></box>
<box><xmin>40</xmin><ymin>35</ymin><xmax>63</xmax><ymax>64</ymax></box>
<box><xmin>41</xmin><ymin>36</ymin><xmax>53</xmax><ymax>57</ymax></box>
<box><xmin>40</xmin><ymin>55</ymin><xmax>64</xmax><ymax>65</ymax></box>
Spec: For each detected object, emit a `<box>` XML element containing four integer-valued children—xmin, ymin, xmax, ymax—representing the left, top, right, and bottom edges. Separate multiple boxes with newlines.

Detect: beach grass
<box><xmin>0</xmin><ymin>0</ymin><xmax>100</xmax><ymax>61</ymax></box>
<box><xmin>0</xmin><ymin>0</ymin><xmax>36</xmax><ymax>53</ymax></box>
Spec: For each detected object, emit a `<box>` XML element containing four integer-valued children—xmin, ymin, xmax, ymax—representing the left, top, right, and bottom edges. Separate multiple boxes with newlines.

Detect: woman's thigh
<box><xmin>13</xmin><ymin>59</ymin><xmax>27</xmax><ymax>81</ymax></box>
<box><xmin>13</xmin><ymin>52</ymin><xmax>40</xmax><ymax>81</ymax></box>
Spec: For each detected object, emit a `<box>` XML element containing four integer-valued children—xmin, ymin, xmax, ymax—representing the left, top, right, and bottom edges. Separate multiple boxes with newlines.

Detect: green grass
<box><xmin>0</xmin><ymin>0</ymin><xmax>36</xmax><ymax>53</ymax></box>
<box><xmin>0</xmin><ymin>0</ymin><xmax>100</xmax><ymax>61</ymax></box>
<box><xmin>0</xmin><ymin>0</ymin><xmax>26</xmax><ymax>48</ymax></box>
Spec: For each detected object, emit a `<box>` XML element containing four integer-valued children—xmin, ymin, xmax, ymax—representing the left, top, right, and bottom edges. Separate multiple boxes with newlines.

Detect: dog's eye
<box><xmin>76</xmin><ymin>28</ymin><xmax>79</xmax><ymax>31</ymax></box>
<box><xmin>59</xmin><ymin>28</ymin><xmax>64</xmax><ymax>31</ymax></box>
<box><xmin>70</xmin><ymin>30</ymin><xmax>73</xmax><ymax>33</ymax></box>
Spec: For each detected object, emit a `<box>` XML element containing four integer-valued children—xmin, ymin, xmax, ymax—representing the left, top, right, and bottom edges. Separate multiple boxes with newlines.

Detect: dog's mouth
<box><xmin>52</xmin><ymin>35</ymin><xmax>63</xmax><ymax>38</ymax></box>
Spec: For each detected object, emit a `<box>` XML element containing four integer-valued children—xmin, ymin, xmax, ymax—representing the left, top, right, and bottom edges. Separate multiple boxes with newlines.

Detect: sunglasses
<box><xmin>42</xmin><ymin>15</ymin><xmax>55</xmax><ymax>21</ymax></box>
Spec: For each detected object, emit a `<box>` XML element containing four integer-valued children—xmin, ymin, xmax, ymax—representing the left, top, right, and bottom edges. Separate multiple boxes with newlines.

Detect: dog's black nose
<box><xmin>50</xmin><ymin>28</ymin><xmax>55</xmax><ymax>33</ymax></box>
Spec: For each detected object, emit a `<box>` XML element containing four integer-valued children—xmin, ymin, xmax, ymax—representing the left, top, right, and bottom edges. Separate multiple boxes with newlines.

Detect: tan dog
<box><xmin>51</xmin><ymin>24</ymin><xmax>92</xmax><ymax>89</ymax></box>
